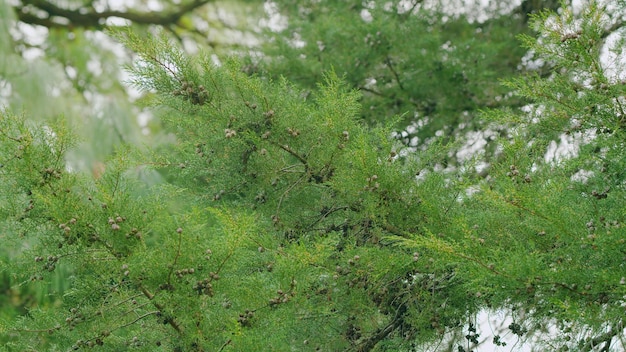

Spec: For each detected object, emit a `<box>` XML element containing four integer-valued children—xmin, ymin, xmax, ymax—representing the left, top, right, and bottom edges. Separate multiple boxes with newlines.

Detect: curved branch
<box><xmin>355</xmin><ymin>305</ymin><xmax>405</xmax><ymax>352</ymax></box>
<box><xmin>17</xmin><ymin>0</ymin><xmax>213</xmax><ymax>29</ymax></box>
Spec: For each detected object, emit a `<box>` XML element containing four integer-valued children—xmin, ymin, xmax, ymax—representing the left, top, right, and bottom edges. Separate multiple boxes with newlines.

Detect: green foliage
<box><xmin>1</xmin><ymin>30</ymin><xmax>453</xmax><ymax>350</ymax></box>
<box><xmin>256</xmin><ymin>0</ymin><xmax>530</xmax><ymax>149</ymax></box>
<box><xmin>1</xmin><ymin>2</ymin><xmax>625</xmax><ymax>352</ymax></box>
<box><xmin>431</xmin><ymin>3</ymin><xmax>626</xmax><ymax>349</ymax></box>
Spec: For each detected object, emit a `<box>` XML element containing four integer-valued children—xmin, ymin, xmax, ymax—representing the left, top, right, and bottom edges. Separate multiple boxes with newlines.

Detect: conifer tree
<box><xmin>1</xmin><ymin>1</ymin><xmax>625</xmax><ymax>352</ymax></box>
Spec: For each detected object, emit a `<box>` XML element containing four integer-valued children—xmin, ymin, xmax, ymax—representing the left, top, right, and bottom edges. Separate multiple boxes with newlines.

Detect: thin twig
<box><xmin>276</xmin><ymin>173</ymin><xmax>306</xmax><ymax>218</ymax></box>
<box><xmin>139</xmin><ymin>284</ymin><xmax>183</xmax><ymax>334</ymax></box>
<box><xmin>218</xmin><ymin>339</ymin><xmax>232</xmax><ymax>351</ymax></box>
<box><xmin>113</xmin><ymin>311</ymin><xmax>160</xmax><ymax>331</ymax></box>
<box><xmin>166</xmin><ymin>228</ymin><xmax>183</xmax><ymax>286</ymax></box>
<box><xmin>385</xmin><ymin>56</ymin><xmax>404</xmax><ymax>91</ymax></box>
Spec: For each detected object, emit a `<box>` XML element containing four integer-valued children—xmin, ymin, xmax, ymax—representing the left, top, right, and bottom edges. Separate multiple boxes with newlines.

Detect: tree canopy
<box><xmin>1</xmin><ymin>1</ymin><xmax>625</xmax><ymax>351</ymax></box>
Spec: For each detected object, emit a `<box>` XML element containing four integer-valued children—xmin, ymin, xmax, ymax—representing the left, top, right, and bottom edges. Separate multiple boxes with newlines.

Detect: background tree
<box><xmin>1</xmin><ymin>0</ymin><xmax>263</xmax><ymax>166</ymax></box>
<box><xmin>256</xmin><ymin>0</ymin><xmax>626</xmax><ymax>168</ymax></box>
<box><xmin>1</xmin><ymin>0</ymin><xmax>626</xmax><ymax>351</ymax></box>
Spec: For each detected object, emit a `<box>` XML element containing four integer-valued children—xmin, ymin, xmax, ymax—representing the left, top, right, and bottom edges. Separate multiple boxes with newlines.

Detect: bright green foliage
<box><xmin>1</xmin><ymin>29</ymin><xmax>453</xmax><ymax>350</ymax></box>
<box><xmin>1</xmin><ymin>2</ymin><xmax>625</xmax><ymax>352</ymax></box>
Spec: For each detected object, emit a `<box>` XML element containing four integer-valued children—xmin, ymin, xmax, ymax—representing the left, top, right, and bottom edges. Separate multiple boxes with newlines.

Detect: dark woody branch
<box><xmin>16</xmin><ymin>0</ymin><xmax>213</xmax><ymax>29</ymax></box>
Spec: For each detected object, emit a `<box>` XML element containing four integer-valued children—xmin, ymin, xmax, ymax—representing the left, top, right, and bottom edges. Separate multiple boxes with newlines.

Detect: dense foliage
<box><xmin>255</xmin><ymin>0</ymin><xmax>560</xmax><ymax>157</ymax></box>
<box><xmin>1</xmin><ymin>1</ymin><xmax>625</xmax><ymax>351</ymax></box>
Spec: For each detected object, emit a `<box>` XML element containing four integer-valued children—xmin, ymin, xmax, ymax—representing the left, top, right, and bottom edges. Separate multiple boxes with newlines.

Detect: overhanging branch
<box><xmin>16</xmin><ymin>0</ymin><xmax>213</xmax><ymax>29</ymax></box>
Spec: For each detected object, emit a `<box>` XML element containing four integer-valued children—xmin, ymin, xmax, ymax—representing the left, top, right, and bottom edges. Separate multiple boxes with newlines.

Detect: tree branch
<box><xmin>384</xmin><ymin>56</ymin><xmax>404</xmax><ymax>91</ymax></box>
<box><xmin>355</xmin><ymin>305</ymin><xmax>405</xmax><ymax>352</ymax></box>
<box><xmin>17</xmin><ymin>0</ymin><xmax>213</xmax><ymax>29</ymax></box>
<box><xmin>139</xmin><ymin>284</ymin><xmax>184</xmax><ymax>334</ymax></box>
<box><xmin>581</xmin><ymin>321</ymin><xmax>623</xmax><ymax>352</ymax></box>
